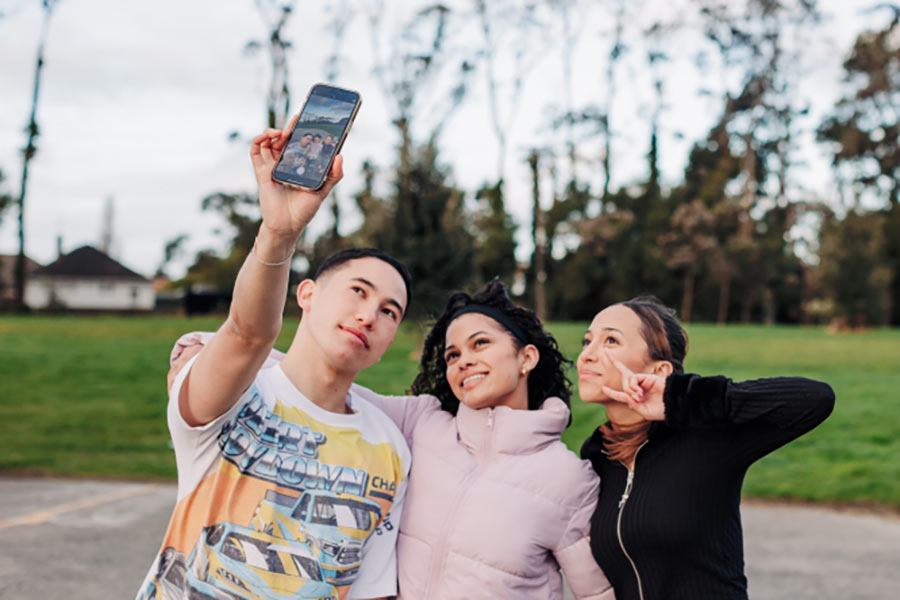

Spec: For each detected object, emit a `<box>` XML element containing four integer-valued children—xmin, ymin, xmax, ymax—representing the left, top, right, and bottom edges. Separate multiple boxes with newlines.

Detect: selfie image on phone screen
<box><xmin>273</xmin><ymin>84</ymin><xmax>360</xmax><ymax>190</ymax></box>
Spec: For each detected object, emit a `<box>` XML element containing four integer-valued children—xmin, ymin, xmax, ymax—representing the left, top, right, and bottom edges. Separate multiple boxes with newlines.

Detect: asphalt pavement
<box><xmin>1</xmin><ymin>477</ymin><xmax>898</xmax><ymax>599</ymax></box>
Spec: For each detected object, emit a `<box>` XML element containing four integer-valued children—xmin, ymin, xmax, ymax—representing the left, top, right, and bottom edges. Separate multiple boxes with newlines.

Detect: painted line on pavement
<box><xmin>0</xmin><ymin>483</ymin><xmax>165</xmax><ymax>530</ymax></box>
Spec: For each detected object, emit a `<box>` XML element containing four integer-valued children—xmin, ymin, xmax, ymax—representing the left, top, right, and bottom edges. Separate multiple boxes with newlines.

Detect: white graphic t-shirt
<box><xmin>136</xmin><ymin>356</ymin><xmax>410</xmax><ymax>600</ymax></box>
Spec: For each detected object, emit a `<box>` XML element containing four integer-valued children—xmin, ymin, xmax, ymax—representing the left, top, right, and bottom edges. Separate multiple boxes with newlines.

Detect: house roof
<box><xmin>33</xmin><ymin>246</ymin><xmax>149</xmax><ymax>282</ymax></box>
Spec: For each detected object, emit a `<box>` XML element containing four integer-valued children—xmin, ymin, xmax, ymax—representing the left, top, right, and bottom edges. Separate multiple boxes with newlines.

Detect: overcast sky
<box><xmin>0</xmin><ymin>0</ymin><xmax>883</xmax><ymax>278</ymax></box>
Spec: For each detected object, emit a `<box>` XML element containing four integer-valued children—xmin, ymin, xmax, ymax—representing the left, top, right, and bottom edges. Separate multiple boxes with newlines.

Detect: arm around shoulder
<box><xmin>351</xmin><ymin>383</ymin><xmax>439</xmax><ymax>442</ymax></box>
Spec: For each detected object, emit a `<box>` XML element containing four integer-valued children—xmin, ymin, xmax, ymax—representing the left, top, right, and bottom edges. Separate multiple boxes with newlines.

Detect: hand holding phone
<box><xmin>250</xmin><ymin>123</ymin><xmax>344</xmax><ymax>240</ymax></box>
<box><xmin>272</xmin><ymin>83</ymin><xmax>361</xmax><ymax>191</ymax></box>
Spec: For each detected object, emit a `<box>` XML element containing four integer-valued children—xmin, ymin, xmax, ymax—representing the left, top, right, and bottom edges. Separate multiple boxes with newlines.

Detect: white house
<box><xmin>24</xmin><ymin>246</ymin><xmax>155</xmax><ymax>311</ymax></box>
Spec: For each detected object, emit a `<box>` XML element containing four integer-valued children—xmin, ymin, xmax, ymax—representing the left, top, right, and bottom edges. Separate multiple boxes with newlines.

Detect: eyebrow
<box><xmin>444</xmin><ymin>330</ymin><xmax>492</xmax><ymax>353</ymax></box>
<box><xmin>584</xmin><ymin>327</ymin><xmax>624</xmax><ymax>335</ymax></box>
<box><xmin>351</xmin><ymin>277</ymin><xmax>405</xmax><ymax>315</ymax></box>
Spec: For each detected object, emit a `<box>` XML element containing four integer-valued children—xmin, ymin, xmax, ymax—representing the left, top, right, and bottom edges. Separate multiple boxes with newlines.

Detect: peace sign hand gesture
<box><xmin>601</xmin><ymin>348</ymin><xmax>667</xmax><ymax>421</ymax></box>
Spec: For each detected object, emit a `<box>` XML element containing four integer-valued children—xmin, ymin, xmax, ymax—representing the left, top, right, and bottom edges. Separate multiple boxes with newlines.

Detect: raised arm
<box><xmin>177</xmin><ymin>118</ymin><xmax>342</xmax><ymax>426</ymax></box>
<box><xmin>662</xmin><ymin>374</ymin><xmax>834</xmax><ymax>434</ymax></box>
<box><xmin>602</xmin><ymin>349</ymin><xmax>834</xmax><ymax>460</ymax></box>
<box><xmin>602</xmin><ymin>348</ymin><xmax>833</xmax><ymax>428</ymax></box>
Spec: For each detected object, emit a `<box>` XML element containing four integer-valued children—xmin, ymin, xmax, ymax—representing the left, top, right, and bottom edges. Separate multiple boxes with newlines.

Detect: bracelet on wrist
<box><xmin>250</xmin><ymin>235</ymin><xmax>295</xmax><ymax>267</ymax></box>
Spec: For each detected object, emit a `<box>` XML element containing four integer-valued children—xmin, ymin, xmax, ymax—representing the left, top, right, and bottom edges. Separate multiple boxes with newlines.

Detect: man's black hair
<box><xmin>314</xmin><ymin>248</ymin><xmax>412</xmax><ymax>315</ymax></box>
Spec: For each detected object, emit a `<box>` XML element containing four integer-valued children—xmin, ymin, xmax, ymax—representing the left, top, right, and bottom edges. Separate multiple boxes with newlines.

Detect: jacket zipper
<box><xmin>617</xmin><ymin>442</ymin><xmax>647</xmax><ymax>600</ymax></box>
<box><xmin>422</xmin><ymin>407</ymin><xmax>495</xmax><ymax>598</ymax></box>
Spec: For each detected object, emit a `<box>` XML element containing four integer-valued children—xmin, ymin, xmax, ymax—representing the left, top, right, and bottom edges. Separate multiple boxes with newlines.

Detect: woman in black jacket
<box><xmin>578</xmin><ymin>297</ymin><xmax>834</xmax><ymax>600</ymax></box>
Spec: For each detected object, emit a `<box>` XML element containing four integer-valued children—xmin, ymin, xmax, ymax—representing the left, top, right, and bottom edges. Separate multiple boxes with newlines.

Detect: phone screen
<box><xmin>273</xmin><ymin>84</ymin><xmax>361</xmax><ymax>190</ymax></box>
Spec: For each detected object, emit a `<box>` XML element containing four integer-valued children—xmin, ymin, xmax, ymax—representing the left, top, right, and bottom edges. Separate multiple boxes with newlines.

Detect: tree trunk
<box><xmin>717</xmin><ymin>273</ymin><xmax>730</xmax><ymax>325</ymax></box>
<box><xmin>15</xmin><ymin>5</ymin><xmax>55</xmax><ymax>311</ymax></box>
<box><xmin>763</xmin><ymin>287</ymin><xmax>775</xmax><ymax>325</ymax></box>
<box><xmin>681</xmin><ymin>269</ymin><xmax>695</xmax><ymax>323</ymax></box>
<box><xmin>740</xmin><ymin>296</ymin><xmax>752</xmax><ymax>323</ymax></box>
<box><xmin>528</xmin><ymin>150</ymin><xmax>547</xmax><ymax>321</ymax></box>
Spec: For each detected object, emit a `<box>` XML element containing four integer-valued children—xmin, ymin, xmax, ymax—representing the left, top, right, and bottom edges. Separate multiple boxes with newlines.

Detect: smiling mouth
<box><xmin>578</xmin><ymin>370</ymin><xmax>602</xmax><ymax>378</ymax></box>
<box><xmin>461</xmin><ymin>373</ymin><xmax>486</xmax><ymax>388</ymax></box>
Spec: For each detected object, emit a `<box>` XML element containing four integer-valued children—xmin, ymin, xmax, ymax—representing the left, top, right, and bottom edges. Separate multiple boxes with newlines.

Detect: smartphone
<box><xmin>272</xmin><ymin>83</ymin><xmax>362</xmax><ymax>190</ymax></box>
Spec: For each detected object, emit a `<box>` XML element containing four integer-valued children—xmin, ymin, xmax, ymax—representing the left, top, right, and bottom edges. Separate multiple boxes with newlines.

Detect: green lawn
<box><xmin>1</xmin><ymin>316</ymin><xmax>898</xmax><ymax>510</ymax></box>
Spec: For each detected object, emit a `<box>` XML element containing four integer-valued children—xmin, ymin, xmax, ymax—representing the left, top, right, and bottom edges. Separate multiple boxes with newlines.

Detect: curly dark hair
<box><xmin>409</xmin><ymin>280</ymin><xmax>573</xmax><ymax>418</ymax></box>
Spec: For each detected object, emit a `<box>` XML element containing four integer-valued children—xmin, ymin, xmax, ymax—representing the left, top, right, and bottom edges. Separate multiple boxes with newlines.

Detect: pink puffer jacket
<box><xmin>353</xmin><ymin>388</ymin><xmax>615</xmax><ymax>600</ymax></box>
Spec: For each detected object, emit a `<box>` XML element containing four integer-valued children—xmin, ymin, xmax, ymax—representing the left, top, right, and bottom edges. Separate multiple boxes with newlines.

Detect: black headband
<box><xmin>450</xmin><ymin>304</ymin><xmax>531</xmax><ymax>345</ymax></box>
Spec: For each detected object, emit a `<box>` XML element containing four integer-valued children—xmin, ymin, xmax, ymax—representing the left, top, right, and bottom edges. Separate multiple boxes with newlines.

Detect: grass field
<box><xmin>1</xmin><ymin>315</ymin><xmax>898</xmax><ymax>510</ymax></box>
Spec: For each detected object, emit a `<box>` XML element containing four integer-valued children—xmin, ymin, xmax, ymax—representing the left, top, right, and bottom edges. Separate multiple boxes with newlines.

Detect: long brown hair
<box><xmin>601</xmin><ymin>297</ymin><xmax>688</xmax><ymax>465</ymax></box>
<box><xmin>599</xmin><ymin>420</ymin><xmax>652</xmax><ymax>464</ymax></box>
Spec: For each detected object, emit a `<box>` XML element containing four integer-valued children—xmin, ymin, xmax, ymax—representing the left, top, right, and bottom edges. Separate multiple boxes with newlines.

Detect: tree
<box><xmin>178</xmin><ymin>0</ymin><xmax>297</xmax><ymax>289</ymax></box>
<box><xmin>0</xmin><ymin>169</ymin><xmax>12</xmax><ymax>226</ymax></box>
<box><xmin>337</xmin><ymin>145</ymin><xmax>474</xmax><ymax>320</ymax></box>
<box><xmin>600</xmin><ymin>0</ymin><xmax>627</xmax><ymax>201</ymax></box>
<box><xmin>366</xmin><ymin>1</ymin><xmax>473</xmax><ymax>170</ymax></box>
<box><xmin>14</xmin><ymin>0</ymin><xmax>59</xmax><ymax>311</ymax></box>
<box><xmin>344</xmin><ymin>161</ymin><xmax>393</xmax><ymax>250</ymax></box>
<box><xmin>181</xmin><ymin>192</ymin><xmax>261</xmax><ymax>290</ymax></box>
<box><xmin>658</xmin><ymin>200</ymin><xmax>717</xmax><ymax>322</ymax></box>
<box><xmin>318</xmin><ymin>0</ymin><xmax>356</xmax><ymax>255</ymax></box>
<box><xmin>245</xmin><ymin>0</ymin><xmax>297</xmax><ymax>129</ymax></box>
<box><xmin>472</xmin><ymin>0</ymin><xmax>548</xmax><ymax>183</ymax></box>
<box><xmin>527</xmin><ymin>149</ymin><xmax>548</xmax><ymax>320</ymax></box>
<box><xmin>818</xmin><ymin>6</ymin><xmax>900</xmax><ymax>206</ymax></box>
<box><xmin>472</xmin><ymin>181</ymin><xmax>517</xmax><ymax>284</ymax></box>
<box><xmin>350</xmin><ymin>2</ymin><xmax>480</xmax><ymax>317</ymax></box>
<box><xmin>696</xmin><ymin>0</ymin><xmax>821</xmax><ymax>323</ymax></box>
<box><xmin>382</xmin><ymin>143</ymin><xmax>476</xmax><ymax>318</ymax></box>
<box><xmin>818</xmin><ymin>6</ymin><xmax>900</xmax><ymax>324</ymax></box>
<box><xmin>818</xmin><ymin>208</ymin><xmax>891</xmax><ymax>326</ymax></box>
<box><xmin>156</xmin><ymin>234</ymin><xmax>189</xmax><ymax>279</ymax></box>
<box><xmin>0</xmin><ymin>168</ymin><xmax>12</xmax><ymax>300</ymax></box>
<box><xmin>307</xmin><ymin>162</ymin><xmax>389</xmax><ymax>281</ymax></box>
<box><xmin>552</xmin><ymin>206</ymin><xmax>637</xmax><ymax>320</ymax></box>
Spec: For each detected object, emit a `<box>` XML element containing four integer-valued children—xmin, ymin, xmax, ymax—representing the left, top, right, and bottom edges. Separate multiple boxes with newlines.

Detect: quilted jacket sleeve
<box><xmin>553</xmin><ymin>459</ymin><xmax>616</xmax><ymax>600</ymax></box>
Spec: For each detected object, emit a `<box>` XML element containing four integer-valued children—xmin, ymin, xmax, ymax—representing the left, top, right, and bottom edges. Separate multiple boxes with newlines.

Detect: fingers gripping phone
<box><xmin>272</xmin><ymin>83</ymin><xmax>362</xmax><ymax>190</ymax></box>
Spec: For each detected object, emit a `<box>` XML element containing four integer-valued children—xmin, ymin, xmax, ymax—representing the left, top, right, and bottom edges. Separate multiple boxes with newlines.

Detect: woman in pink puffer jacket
<box><xmin>354</xmin><ymin>280</ymin><xmax>614</xmax><ymax>599</ymax></box>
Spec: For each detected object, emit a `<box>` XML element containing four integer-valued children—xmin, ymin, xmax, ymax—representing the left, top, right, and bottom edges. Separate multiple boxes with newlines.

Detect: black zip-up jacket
<box><xmin>581</xmin><ymin>374</ymin><xmax>835</xmax><ymax>600</ymax></box>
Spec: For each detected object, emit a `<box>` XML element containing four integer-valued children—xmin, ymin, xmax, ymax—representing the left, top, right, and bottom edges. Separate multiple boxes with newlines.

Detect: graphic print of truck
<box><xmin>250</xmin><ymin>490</ymin><xmax>383</xmax><ymax>586</ymax></box>
<box><xmin>184</xmin><ymin>522</ymin><xmax>337</xmax><ymax>600</ymax></box>
<box><xmin>137</xmin><ymin>546</ymin><xmax>188</xmax><ymax>600</ymax></box>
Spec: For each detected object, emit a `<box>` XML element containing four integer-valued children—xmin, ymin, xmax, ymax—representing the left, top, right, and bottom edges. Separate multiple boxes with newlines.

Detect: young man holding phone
<box><xmin>136</xmin><ymin>115</ymin><xmax>411</xmax><ymax>600</ymax></box>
